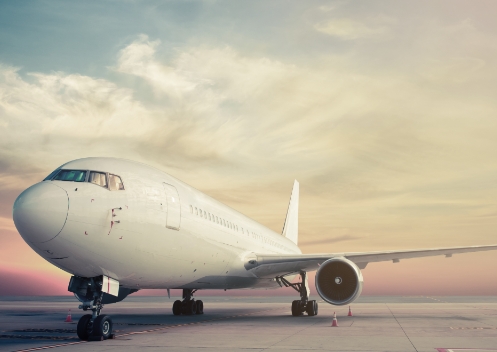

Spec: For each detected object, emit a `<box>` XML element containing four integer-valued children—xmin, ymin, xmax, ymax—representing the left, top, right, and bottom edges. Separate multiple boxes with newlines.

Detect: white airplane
<box><xmin>13</xmin><ymin>157</ymin><xmax>497</xmax><ymax>341</ymax></box>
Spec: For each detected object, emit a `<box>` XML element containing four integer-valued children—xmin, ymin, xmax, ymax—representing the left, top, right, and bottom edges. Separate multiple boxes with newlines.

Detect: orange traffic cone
<box><xmin>331</xmin><ymin>312</ymin><xmax>338</xmax><ymax>327</ymax></box>
<box><xmin>64</xmin><ymin>309</ymin><xmax>72</xmax><ymax>323</ymax></box>
<box><xmin>348</xmin><ymin>306</ymin><xmax>352</xmax><ymax>316</ymax></box>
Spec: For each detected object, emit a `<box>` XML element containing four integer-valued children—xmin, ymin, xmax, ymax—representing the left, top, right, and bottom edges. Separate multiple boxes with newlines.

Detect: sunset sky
<box><xmin>0</xmin><ymin>0</ymin><xmax>496</xmax><ymax>297</ymax></box>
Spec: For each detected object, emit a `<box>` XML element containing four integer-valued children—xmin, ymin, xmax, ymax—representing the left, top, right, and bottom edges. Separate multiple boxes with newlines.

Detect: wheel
<box><xmin>306</xmin><ymin>300</ymin><xmax>317</xmax><ymax>316</ymax></box>
<box><xmin>92</xmin><ymin>315</ymin><xmax>113</xmax><ymax>340</ymax></box>
<box><xmin>182</xmin><ymin>300</ymin><xmax>197</xmax><ymax>315</ymax></box>
<box><xmin>173</xmin><ymin>300</ymin><xmax>182</xmax><ymax>315</ymax></box>
<box><xmin>77</xmin><ymin>314</ymin><xmax>93</xmax><ymax>340</ymax></box>
<box><xmin>291</xmin><ymin>300</ymin><xmax>301</xmax><ymax>316</ymax></box>
<box><xmin>77</xmin><ymin>314</ymin><xmax>93</xmax><ymax>341</ymax></box>
<box><xmin>196</xmin><ymin>300</ymin><xmax>204</xmax><ymax>314</ymax></box>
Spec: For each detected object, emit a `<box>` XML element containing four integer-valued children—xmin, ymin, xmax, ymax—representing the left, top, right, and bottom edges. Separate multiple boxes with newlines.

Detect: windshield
<box><xmin>43</xmin><ymin>169</ymin><xmax>61</xmax><ymax>181</ymax></box>
<box><xmin>53</xmin><ymin>170</ymin><xmax>87</xmax><ymax>182</ymax></box>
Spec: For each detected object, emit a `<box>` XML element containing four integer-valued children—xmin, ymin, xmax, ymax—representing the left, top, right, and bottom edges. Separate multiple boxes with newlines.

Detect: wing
<box><xmin>247</xmin><ymin>244</ymin><xmax>497</xmax><ymax>278</ymax></box>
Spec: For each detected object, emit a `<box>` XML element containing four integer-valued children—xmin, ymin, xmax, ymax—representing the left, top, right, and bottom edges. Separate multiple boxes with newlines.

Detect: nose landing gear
<box><xmin>172</xmin><ymin>289</ymin><xmax>204</xmax><ymax>316</ymax></box>
<box><xmin>69</xmin><ymin>276</ymin><xmax>115</xmax><ymax>341</ymax></box>
<box><xmin>277</xmin><ymin>271</ymin><xmax>318</xmax><ymax>317</ymax></box>
<box><xmin>76</xmin><ymin>293</ymin><xmax>115</xmax><ymax>341</ymax></box>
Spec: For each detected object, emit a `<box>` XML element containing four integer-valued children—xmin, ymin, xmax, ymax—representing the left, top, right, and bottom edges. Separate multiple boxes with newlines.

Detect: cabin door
<box><xmin>163</xmin><ymin>183</ymin><xmax>181</xmax><ymax>230</ymax></box>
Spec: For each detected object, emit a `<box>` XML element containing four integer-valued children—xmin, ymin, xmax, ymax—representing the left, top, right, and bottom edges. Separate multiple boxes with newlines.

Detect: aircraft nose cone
<box><xmin>13</xmin><ymin>182</ymin><xmax>69</xmax><ymax>243</ymax></box>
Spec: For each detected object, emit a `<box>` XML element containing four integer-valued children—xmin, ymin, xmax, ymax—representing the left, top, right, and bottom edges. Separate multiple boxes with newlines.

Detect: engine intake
<box><xmin>315</xmin><ymin>258</ymin><xmax>363</xmax><ymax>305</ymax></box>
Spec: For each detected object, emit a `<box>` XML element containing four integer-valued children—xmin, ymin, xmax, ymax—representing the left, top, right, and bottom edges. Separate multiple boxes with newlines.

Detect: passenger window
<box><xmin>204</xmin><ymin>211</ymin><xmax>207</xmax><ymax>219</ymax></box>
<box><xmin>195</xmin><ymin>207</ymin><xmax>198</xmax><ymax>215</ymax></box>
<box><xmin>53</xmin><ymin>170</ymin><xmax>87</xmax><ymax>182</ymax></box>
<box><xmin>109</xmin><ymin>174</ymin><xmax>125</xmax><ymax>191</ymax></box>
<box><xmin>190</xmin><ymin>205</ymin><xmax>193</xmax><ymax>213</ymax></box>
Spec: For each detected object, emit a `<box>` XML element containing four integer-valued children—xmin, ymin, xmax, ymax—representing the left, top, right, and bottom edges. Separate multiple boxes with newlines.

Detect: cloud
<box><xmin>314</xmin><ymin>17</ymin><xmax>394</xmax><ymax>40</ymax></box>
<box><xmin>1</xmin><ymin>33</ymin><xmax>497</xmax><ymax>257</ymax></box>
<box><xmin>115</xmin><ymin>35</ymin><xmax>295</xmax><ymax>107</ymax></box>
<box><xmin>115</xmin><ymin>35</ymin><xmax>198</xmax><ymax>98</ymax></box>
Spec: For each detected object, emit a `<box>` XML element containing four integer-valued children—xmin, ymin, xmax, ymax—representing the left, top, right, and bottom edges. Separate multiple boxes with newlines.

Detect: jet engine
<box><xmin>315</xmin><ymin>257</ymin><xmax>363</xmax><ymax>305</ymax></box>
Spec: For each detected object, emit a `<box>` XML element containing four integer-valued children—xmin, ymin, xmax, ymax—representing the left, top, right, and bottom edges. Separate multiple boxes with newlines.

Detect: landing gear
<box><xmin>93</xmin><ymin>315</ymin><xmax>113</xmax><ymax>340</ymax></box>
<box><xmin>172</xmin><ymin>289</ymin><xmax>204</xmax><ymax>316</ymax></box>
<box><xmin>306</xmin><ymin>300</ymin><xmax>318</xmax><ymax>316</ymax></box>
<box><xmin>76</xmin><ymin>314</ymin><xmax>93</xmax><ymax>340</ymax></box>
<box><xmin>172</xmin><ymin>300</ymin><xmax>182</xmax><ymax>315</ymax></box>
<box><xmin>69</xmin><ymin>276</ymin><xmax>115</xmax><ymax>341</ymax></box>
<box><xmin>196</xmin><ymin>299</ymin><xmax>204</xmax><ymax>314</ymax></box>
<box><xmin>277</xmin><ymin>271</ymin><xmax>318</xmax><ymax>317</ymax></box>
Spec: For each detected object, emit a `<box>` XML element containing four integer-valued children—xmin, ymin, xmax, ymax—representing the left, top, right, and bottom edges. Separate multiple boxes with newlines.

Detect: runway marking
<box><xmin>259</xmin><ymin>315</ymin><xmax>321</xmax><ymax>351</ymax></box>
<box><xmin>385</xmin><ymin>303</ymin><xmax>418</xmax><ymax>352</ymax></box>
<box><xmin>436</xmin><ymin>349</ymin><xmax>497</xmax><ymax>351</ymax></box>
<box><xmin>13</xmin><ymin>307</ymin><xmax>287</xmax><ymax>352</ymax></box>
<box><xmin>450</xmin><ymin>327</ymin><xmax>497</xmax><ymax>330</ymax></box>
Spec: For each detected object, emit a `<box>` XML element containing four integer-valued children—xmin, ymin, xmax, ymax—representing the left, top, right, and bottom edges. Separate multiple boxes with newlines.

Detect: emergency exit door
<box><xmin>163</xmin><ymin>183</ymin><xmax>181</xmax><ymax>230</ymax></box>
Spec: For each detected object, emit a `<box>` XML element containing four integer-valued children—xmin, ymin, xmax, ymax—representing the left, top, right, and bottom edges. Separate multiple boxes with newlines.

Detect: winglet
<box><xmin>282</xmin><ymin>180</ymin><xmax>299</xmax><ymax>245</ymax></box>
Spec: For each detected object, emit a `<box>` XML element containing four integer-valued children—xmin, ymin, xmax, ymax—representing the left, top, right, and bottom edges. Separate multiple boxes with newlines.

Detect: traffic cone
<box><xmin>331</xmin><ymin>312</ymin><xmax>338</xmax><ymax>327</ymax></box>
<box><xmin>348</xmin><ymin>306</ymin><xmax>352</xmax><ymax>316</ymax></box>
<box><xmin>64</xmin><ymin>309</ymin><xmax>72</xmax><ymax>323</ymax></box>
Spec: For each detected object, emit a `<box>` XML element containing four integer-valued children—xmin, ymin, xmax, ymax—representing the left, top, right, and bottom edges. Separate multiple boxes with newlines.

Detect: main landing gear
<box><xmin>277</xmin><ymin>271</ymin><xmax>318</xmax><ymax>317</ymax></box>
<box><xmin>69</xmin><ymin>276</ymin><xmax>115</xmax><ymax>341</ymax></box>
<box><xmin>172</xmin><ymin>289</ymin><xmax>204</xmax><ymax>315</ymax></box>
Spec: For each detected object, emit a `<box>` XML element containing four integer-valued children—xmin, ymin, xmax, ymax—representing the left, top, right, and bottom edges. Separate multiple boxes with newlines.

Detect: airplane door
<box><xmin>163</xmin><ymin>183</ymin><xmax>181</xmax><ymax>230</ymax></box>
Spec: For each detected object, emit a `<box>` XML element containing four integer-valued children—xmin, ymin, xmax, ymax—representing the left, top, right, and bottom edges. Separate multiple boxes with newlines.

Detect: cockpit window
<box><xmin>53</xmin><ymin>170</ymin><xmax>87</xmax><ymax>182</ymax></box>
<box><xmin>109</xmin><ymin>174</ymin><xmax>125</xmax><ymax>191</ymax></box>
<box><xmin>43</xmin><ymin>169</ymin><xmax>61</xmax><ymax>181</ymax></box>
<box><xmin>88</xmin><ymin>171</ymin><xmax>107</xmax><ymax>188</ymax></box>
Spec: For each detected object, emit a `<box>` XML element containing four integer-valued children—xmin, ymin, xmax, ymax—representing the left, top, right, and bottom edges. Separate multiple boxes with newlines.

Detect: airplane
<box><xmin>12</xmin><ymin>157</ymin><xmax>497</xmax><ymax>341</ymax></box>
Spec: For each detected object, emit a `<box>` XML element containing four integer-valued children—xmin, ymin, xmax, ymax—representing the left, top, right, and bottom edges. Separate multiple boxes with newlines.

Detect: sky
<box><xmin>0</xmin><ymin>0</ymin><xmax>496</xmax><ymax>297</ymax></box>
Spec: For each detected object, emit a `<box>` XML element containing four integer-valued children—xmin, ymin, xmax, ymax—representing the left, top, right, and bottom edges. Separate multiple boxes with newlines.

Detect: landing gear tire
<box><xmin>306</xmin><ymin>300</ymin><xmax>318</xmax><ymax>316</ymax></box>
<box><xmin>196</xmin><ymin>300</ymin><xmax>204</xmax><ymax>314</ymax></box>
<box><xmin>291</xmin><ymin>300</ymin><xmax>301</xmax><ymax>316</ymax></box>
<box><xmin>172</xmin><ymin>300</ymin><xmax>182</xmax><ymax>315</ymax></box>
<box><xmin>92</xmin><ymin>315</ymin><xmax>113</xmax><ymax>340</ymax></box>
<box><xmin>77</xmin><ymin>314</ymin><xmax>93</xmax><ymax>341</ymax></box>
<box><xmin>182</xmin><ymin>300</ymin><xmax>197</xmax><ymax>315</ymax></box>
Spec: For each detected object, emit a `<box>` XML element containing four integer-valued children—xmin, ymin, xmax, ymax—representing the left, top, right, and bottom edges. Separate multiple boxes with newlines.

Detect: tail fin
<box><xmin>282</xmin><ymin>180</ymin><xmax>299</xmax><ymax>245</ymax></box>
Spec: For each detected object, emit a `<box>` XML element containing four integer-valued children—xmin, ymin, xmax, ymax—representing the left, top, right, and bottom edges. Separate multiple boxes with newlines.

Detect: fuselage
<box><xmin>13</xmin><ymin>157</ymin><xmax>301</xmax><ymax>291</ymax></box>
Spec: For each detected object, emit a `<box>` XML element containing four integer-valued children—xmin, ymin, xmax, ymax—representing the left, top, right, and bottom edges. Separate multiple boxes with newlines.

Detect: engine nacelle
<box><xmin>315</xmin><ymin>257</ymin><xmax>363</xmax><ymax>306</ymax></box>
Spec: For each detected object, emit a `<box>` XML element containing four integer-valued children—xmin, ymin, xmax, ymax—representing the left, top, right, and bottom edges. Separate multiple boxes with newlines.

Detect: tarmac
<box><xmin>1</xmin><ymin>296</ymin><xmax>496</xmax><ymax>352</ymax></box>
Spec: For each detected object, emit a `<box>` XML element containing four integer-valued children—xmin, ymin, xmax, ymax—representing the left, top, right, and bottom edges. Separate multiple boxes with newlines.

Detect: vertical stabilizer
<box><xmin>282</xmin><ymin>180</ymin><xmax>299</xmax><ymax>245</ymax></box>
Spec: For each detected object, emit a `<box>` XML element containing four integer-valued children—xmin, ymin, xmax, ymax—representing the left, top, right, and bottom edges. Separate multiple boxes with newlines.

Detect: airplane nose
<box><xmin>13</xmin><ymin>182</ymin><xmax>69</xmax><ymax>243</ymax></box>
